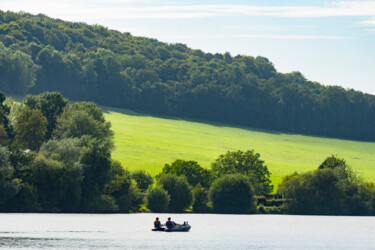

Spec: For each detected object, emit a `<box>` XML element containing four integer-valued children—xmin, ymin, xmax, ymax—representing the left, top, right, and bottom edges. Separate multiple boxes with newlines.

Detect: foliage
<box><xmin>79</xmin><ymin>137</ymin><xmax>113</xmax><ymax>211</ymax></box>
<box><xmin>208</xmin><ymin>174</ymin><xmax>255</xmax><ymax>214</ymax></box>
<box><xmin>156</xmin><ymin>174</ymin><xmax>192</xmax><ymax>212</ymax></box>
<box><xmin>145</xmin><ymin>186</ymin><xmax>170</xmax><ymax>212</ymax></box>
<box><xmin>192</xmin><ymin>183</ymin><xmax>209</xmax><ymax>212</ymax></box>
<box><xmin>211</xmin><ymin>150</ymin><xmax>273</xmax><ymax>195</ymax></box>
<box><xmin>0</xmin><ymin>146</ymin><xmax>20</xmax><ymax>207</ymax></box>
<box><xmin>131</xmin><ymin>170</ymin><xmax>154</xmax><ymax>191</ymax></box>
<box><xmin>15</xmin><ymin>107</ymin><xmax>47</xmax><ymax>150</ymax></box>
<box><xmin>24</xmin><ymin>92</ymin><xmax>68</xmax><ymax>139</ymax></box>
<box><xmin>157</xmin><ymin>159</ymin><xmax>213</xmax><ymax>188</ymax></box>
<box><xmin>1</xmin><ymin>11</ymin><xmax>375</xmax><ymax>141</ymax></box>
<box><xmin>0</xmin><ymin>42</ymin><xmax>36</xmax><ymax>95</ymax></box>
<box><xmin>54</xmin><ymin>102</ymin><xmax>113</xmax><ymax>142</ymax></box>
<box><xmin>279</xmin><ymin>155</ymin><xmax>375</xmax><ymax>215</ymax></box>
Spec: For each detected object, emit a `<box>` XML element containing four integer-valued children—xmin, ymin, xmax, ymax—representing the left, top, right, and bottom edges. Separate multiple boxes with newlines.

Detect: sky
<box><xmin>1</xmin><ymin>0</ymin><xmax>375</xmax><ymax>94</ymax></box>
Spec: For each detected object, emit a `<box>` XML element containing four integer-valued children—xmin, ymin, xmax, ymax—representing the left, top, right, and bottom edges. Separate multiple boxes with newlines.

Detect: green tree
<box><xmin>279</xmin><ymin>169</ymin><xmax>346</xmax><ymax>215</ymax></box>
<box><xmin>54</xmin><ymin>102</ymin><xmax>113</xmax><ymax>141</ymax></box>
<box><xmin>15</xmin><ymin>107</ymin><xmax>47</xmax><ymax>150</ymax></box>
<box><xmin>132</xmin><ymin>170</ymin><xmax>154</xmax><ymax>191</ymax></box>
<box><xmin>192</xmin><ymin>183</ymin><xmax>209</xmax><ymax>212</ymax></box>
<box><xmin>157</xmin><ymin>174</ymin><xmax>192</xmax><ymax>212</ymax></box>
<box><xmin>39</xmin><ymin>138</ymin><xmax>83</xmax><ymax>212</ymax></box>
<box><xmin>0</xmin><ymin>146</ymin><xmax>20</xmax><ymax>208</ymax></box>
<box><xmin>33</xmin><ymin>155</ymin><xmax>64</xmax><ymax>212</ymax></box>
<box><xmin>145</xmin><ymin>186</ymin><xmax>170</xmax><ymax>212</ymax></box>
<box><xmin>24</xmin><ymin>92</ymin><xmax>68</xmax><ymax>139</ymax></box>
<box><xmin>79</xmin><ymin>137</ymin><xmax>112</xmax><ymax>211</ymax></box>
<box><xmin>0</xmin><ymin>91</ymin><xmax>13</xmax><ymax>139</ymax></box>
<box><xmin>279</xmin><ymin>155</ymin><xmax>368</xmax><ymax>215</ymax></box>
<box><xmin>211</xmin><ymin>150</ymin><xmax>273</xmax><ymax>195</ymax></box>
<box><xmin>209</xmin><ymin>174</ymin><xmax>255</xmax><ymax>214</ymax></box>
<box><xmin>0</xmin><ymin>42</ymin><xmax>36</xmax><ymax>95</ymax></box>
<box><xmin>157</xmin><ymin>159</ymin><xmax>213</xmax><ymax>188</ymax></box>
<box><xmin>105</xmin><ymin>161</ymin><xmax>142</xmax><ymax>213</ymax></box>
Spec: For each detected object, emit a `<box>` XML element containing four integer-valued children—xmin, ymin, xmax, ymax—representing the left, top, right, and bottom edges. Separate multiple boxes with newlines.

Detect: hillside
<box><xmin>1</xmin><ymin>10</ymin><xmax>375</xmax><ymax>141</ymax></box>
<box><xmin>104</xmin><ymin>106</ymin><xmax>375</xmax><ymax>187</ymax></box>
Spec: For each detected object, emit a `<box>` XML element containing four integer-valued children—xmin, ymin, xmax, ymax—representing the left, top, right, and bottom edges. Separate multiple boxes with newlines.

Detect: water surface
<box><xmin>0</xmin><ymin>213</ymin><xmax>374</xmax><ymax>249</ymax></box>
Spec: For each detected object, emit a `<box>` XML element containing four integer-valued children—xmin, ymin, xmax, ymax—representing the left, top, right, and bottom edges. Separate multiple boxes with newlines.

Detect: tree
<box><xmin>209</xmin><ymin>174</ymin><xmax>255</xmax><ymax>214</ymax></box>
<box><xmin>192</xmin><ymin>183</ymin><xmax>209</xmax><ymax>212</ymax></box>
<box><xmin>318</xmin><ymin>155</ymin><xmax>346</xmax><ymax>170</ymax></box>
<box><xmin>211</xmin><ymin>150</ymin><xmax>273</xmax><ymax>195</ymax></box>
<box><xmin>157</xmin><ymin>174</ymin><xmax>192</xmax><ymax>212</ymax></box>
<box><xmin>279</xmin><ymin>155</ymin><xmax>369</xmax><ymax>215</ymax></box>
<box><xmin>33</xmin><ymin>155</ymin><xmax>64</xmax><ymax>212</ymax></box>
<box><xmin>54</xmin><ymin>102</ymin><xmax>113</xmax><ymax>141</ymax></box>
<box><xmin>0</xmin><ymin>42</ymin><xmax>36</xmax><ymax>95</ymax></box>
<box><xmin>157</xmin><ymin>160</ymin><xmax>213</xmax><ymax>188</ymax></box>
<box><xmin>278</xmin><ymin>169</ymin><xmax>346</xmax><ymax>215</ymax></box>
<box><xmin>24</xmin><ymin>92</ymin><xmax>68</xmax><ymax>139</ymax></box>
<box><xmin>38</xmin><ymin>138</ymin><xmax>83</xmax><ymax>212</ymax></box>
<box><xmin>0</xmin><ymin>146</ymin><xmax>20</xmax><ymax>208</ymax></box>
<box><xmin>79</xmin><ymin>137</ymin><xmax>112</xmax><ymax>211</ymax></box>
<box><xmin>132</xmin><ymin>170</ymin><xmax>154</xmax><ymax>191</ymax></box>
<box><xmin>146</xmin><ymin>186</ymin><xmax>170</xmax><ymax>212</ymax></box>
<box><xmin>105</xmin><ymin>161</ymin><xmax>142</xmax><ymax>213</ymax></box>
<box><xmin>0</xmin><ymin>91</ymin><xmax>13</xmax><ymax>139</ymax></box>
<box><xmin>15</xmin><ymin>107</ymin><xmax>47</xmax><ymax>150</ymax></box>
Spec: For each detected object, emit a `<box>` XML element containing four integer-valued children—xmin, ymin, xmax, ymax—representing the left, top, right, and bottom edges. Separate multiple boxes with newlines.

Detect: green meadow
<box><xmin>103</xmin><ymin>106</ymin><xmax>375</xmax><ymax>188</ymax></box>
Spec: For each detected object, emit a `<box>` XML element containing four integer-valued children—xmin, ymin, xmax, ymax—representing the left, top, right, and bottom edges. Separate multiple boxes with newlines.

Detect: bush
<box><xmin>157</xmin><ymin>174</ymin><xmax>192</xmax><ymax>212</ymax></box>
<box><xmin>209</xmin><ymin>174</ymin><xmax>255</xmax><ymax>214</ymax></box>
<box><xmin>87</xmin><ymin>195</ymin><xmax>119</xmax><ymax>213</ymax></box>
<box><xmin>145</xmin><ymin>186</ymin><xmax>170</xmax><ymax>212</ymax></box>
<box><xmin>192</xmin><ymin>183</ymin><xmax>209</xmax><ymax>212</ymax></box>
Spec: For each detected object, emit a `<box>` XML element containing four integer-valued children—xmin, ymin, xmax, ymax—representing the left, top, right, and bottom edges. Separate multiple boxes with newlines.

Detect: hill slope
<box><xmin>1</xmin><ymin>10</ymin><xmax>375</xmax><ymax>141</ymax></box>
<box><xmin>104</xmin><ymin>107</ymin><xmax>375</xmax><ymax>187</ymax></box>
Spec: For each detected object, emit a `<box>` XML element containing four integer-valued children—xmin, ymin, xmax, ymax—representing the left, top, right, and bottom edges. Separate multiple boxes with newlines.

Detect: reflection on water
<box><xmin>0</xmin><ymin>213</ymin><xmax>375</xmax><ymax>249</ymax></box>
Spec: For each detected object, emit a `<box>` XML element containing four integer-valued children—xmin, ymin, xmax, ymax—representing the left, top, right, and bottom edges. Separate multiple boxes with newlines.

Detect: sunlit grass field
<box><xmin>103</xmin><ymin>106</ymin><xmax>375</xmax><ymax>188</ymax></box>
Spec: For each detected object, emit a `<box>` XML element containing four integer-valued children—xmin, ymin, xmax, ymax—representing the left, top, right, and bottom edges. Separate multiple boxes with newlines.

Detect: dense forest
<box><xmin>1</xmin><ymin>10</ymin><xmax>375</xmax><ymax>141</ymax></box>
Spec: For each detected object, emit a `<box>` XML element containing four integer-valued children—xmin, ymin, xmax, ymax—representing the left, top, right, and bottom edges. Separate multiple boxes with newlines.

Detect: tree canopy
<box><xmin>0</xmin><ymin>10</ymin><xmax>374</xmax><ymax>141</ymax></box>
<box><xmin>211</xmin><ymin>150</ymin><xmax>273</xmax><ymax>195</ymax></box>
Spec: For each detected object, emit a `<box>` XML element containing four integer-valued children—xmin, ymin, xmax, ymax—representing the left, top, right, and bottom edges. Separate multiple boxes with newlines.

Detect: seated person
<box><xmin>154</xmin><ymin>217</ymin><xmax>162</xmax><ymax>229</ymax></box>
<box><xmin>166</xmin><ymin>217</ymin><xmax>174</xmax><ymax>229</ymax></box>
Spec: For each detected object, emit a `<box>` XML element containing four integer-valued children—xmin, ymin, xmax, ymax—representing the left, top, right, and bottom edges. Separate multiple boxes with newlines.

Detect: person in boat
<box><xmin>165</xmin><ymin>217</ymin><xmax>175</xmax><ymax>229</ymax></box>
<box><xmin>154</xmin><ymin>217</ymin><xmax>162</xmax><ymax>229</ymax></box>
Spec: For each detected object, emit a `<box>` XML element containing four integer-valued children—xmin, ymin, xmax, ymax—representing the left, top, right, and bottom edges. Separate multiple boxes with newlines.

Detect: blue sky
<box><xmin>1</xmin><ymin>0</ymin><xmax>375</xmax><ymax>94</ymax></box>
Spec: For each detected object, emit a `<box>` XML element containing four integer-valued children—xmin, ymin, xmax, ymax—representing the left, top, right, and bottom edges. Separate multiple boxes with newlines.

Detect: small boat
<box><xmin>152</xmin><ymin>221</ymin><xmax>191</xmax><ymax>232</ymax></box>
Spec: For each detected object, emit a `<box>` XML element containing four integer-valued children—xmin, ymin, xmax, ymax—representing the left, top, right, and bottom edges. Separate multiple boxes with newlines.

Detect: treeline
<box><xmin>0</xmin><ymin>91</ymin><xmax>142</xmax><ymax>212</ymax></box>
<box><xmin>1</xmin><ymin>91</ymin><xmax>375</xmax><ymax>215</ymax></box>
<box><xmin>0</xmin><ymin>89</ymin><xmax>274</xmax><ymax>213</ymax></box>
<box><xmin>145</xmin><ymin>154</ymin><xmax>375</xmax><ymax>215</ymax></box>
<box><xmin>1</xmin><ymin>10</ymin><xmax>375</xmax><ymax>141</ymax></box>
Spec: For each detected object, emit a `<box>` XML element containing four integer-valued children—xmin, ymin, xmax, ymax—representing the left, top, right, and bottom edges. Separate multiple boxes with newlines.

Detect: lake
<box><xmin>0</xmin><ymin>213</ymin><xmax>374</xmax><ymax>249</ymax></box>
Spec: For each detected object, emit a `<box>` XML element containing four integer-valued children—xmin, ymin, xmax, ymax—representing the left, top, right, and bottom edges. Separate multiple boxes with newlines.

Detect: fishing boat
<box><xmin>152</xmin><ymin>221</ymin><xmax>191</xmax><ymax>232</ymax></box>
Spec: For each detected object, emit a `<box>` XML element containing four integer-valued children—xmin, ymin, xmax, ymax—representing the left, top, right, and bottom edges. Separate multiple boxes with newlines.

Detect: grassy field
<box><xmin>103</xmin><ymin>106</ymin><xmax>375</xmax><ymax>189</ymax></box>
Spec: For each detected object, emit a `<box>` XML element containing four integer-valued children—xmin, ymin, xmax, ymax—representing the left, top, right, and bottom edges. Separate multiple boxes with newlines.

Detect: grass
<box><xmin>104</xmin><ymin>106</ymin><xmax>375</xmax><ymax>188</ymax></box>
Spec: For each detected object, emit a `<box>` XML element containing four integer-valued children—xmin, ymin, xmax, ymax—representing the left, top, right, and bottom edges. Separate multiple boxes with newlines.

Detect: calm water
<box><xmin>0</xmin><ymin>213</ymin><xmax>374</xmax><ymax>249</ymax></box>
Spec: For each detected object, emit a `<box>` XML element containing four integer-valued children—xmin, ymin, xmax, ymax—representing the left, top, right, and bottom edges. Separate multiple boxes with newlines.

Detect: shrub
<box><xmin>192</xmin><ymin>183</ymin><xmax>209</xmax><ymax>212</ymax></box>
<box><xmin>145</xmin><ymin>186</ymin><xmax>170</xmax><ymax>212</ymax></box>
<box><xmin>157</xmin><ymin>174</ymin><xmax>192</xmax><ymax>212</ymax></box>
<box><xmin>209</xmin><ymin>174</ymin><xmax>255</xmax><ymax>214</ymax></box>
